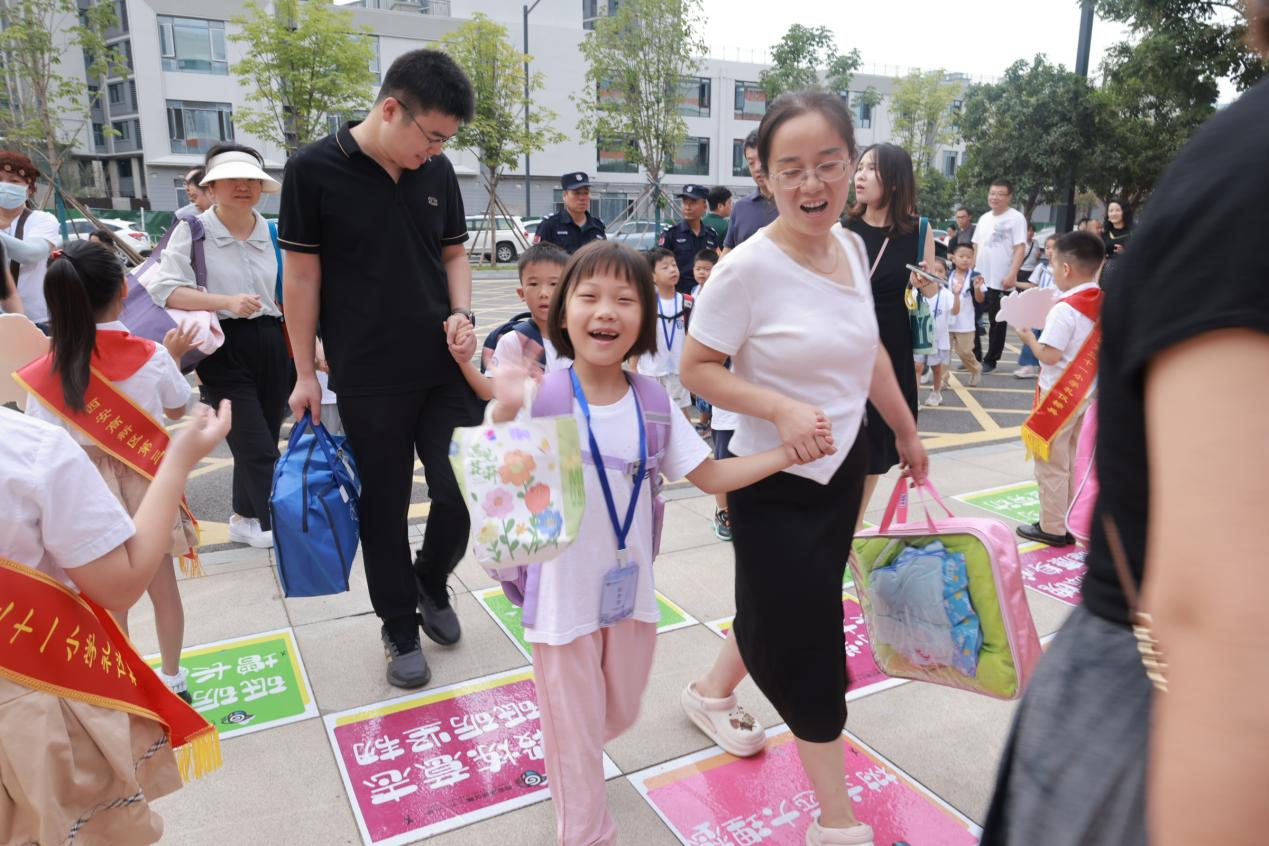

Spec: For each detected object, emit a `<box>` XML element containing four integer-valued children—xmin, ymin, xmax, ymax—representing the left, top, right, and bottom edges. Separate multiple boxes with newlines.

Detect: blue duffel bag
<box><xmin>270</xmin><ymin>412</ymin><xmax>361</xmax><ymax>596</ymax></box>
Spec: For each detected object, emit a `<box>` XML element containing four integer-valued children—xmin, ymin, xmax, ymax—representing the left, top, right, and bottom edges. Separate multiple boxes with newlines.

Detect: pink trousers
<box><xmin>532</xmin><ymin>619</ymin><xmax>657</xmax><ymax>846</ymax></box>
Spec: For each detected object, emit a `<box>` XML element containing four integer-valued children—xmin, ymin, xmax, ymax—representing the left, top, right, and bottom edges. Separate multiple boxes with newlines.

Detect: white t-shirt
<box><xmin>920</xmin><ymin>287</ymin><xmax>954</xmax><ymax>351</ymax></box>
<box><xmin>0</xmin><ymin>407</ymin><xmax>135</xmax><ymax>587</ymax></box>
<box><xmin>3</xmin><ymin>209</ymin><xmax>58</xmax><ymax>325</ymax></box>
<box><xmin>947</xmin><ymin>268</ymin><xmax>981</xmax><ymax>333</ymax></box>
<box><xmin>637</xmin><ymin>293</ymin><xmax>688</xmax><ymax>377</ymax></box>
<box><xmin>1038</xmin><ymin>281</ymin><xmax>1100</xmax><ymax>393</ymax></box>
<box><xmin>525</xmin><ymin>385</ymin><xmax>709</xmax><ymax>645</ymax></box>
<box><xmin>972</xmin><ymin>208</ymin><xmax>1028</xmax><ymax>291</ymax></box>
<box><xmin>26</xmin><ymin>322</ymin><xmax>191</xmax><ymax>444</ymax></box>
<box><xmin>1029</xmin><ymin>261</ymin><xmax>1055</xmax><ymax>290</ymax></box>
<box><xmin>689</xmin><ymin>226</ymin><xmax>878</xmax><ymax>484</ymax></box>
<box><xmin>491</xmin><ymin>326</ymin><xmax>568</xmax><ymax>374</ymax></box>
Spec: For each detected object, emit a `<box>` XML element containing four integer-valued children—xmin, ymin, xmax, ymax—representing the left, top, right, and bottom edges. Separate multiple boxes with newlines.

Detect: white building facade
<box><xmin>65</xmin><ymin>0</ymin><xmax>969</xmax><ymax>220</ymax></box>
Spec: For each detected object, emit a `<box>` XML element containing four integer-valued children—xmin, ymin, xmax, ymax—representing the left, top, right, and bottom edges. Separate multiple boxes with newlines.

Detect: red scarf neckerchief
<box><xmin>13</xmin><ymin>330</ymin><xmax>202</xmax><ymax>575</ymax></box>
<box><xmin>0</xmin><ymin>555</ymin><xmax>220</xmax><ymax>781</ymax></box>
<box><xmin>1021</xmin><ymin>286</ymin><xmax>1102</xmax><ymax>462</ymax></box>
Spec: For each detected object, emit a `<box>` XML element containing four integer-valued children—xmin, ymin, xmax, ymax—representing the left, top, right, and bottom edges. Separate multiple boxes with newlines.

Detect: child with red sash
<box><xmin>0</xmin><ymin>399</ymin><xmax>230</xmax><ymax>845</ymax></box>
<box><xmin>15</xmin><ymin>241</ymin><xmax>202</xmax><ymax>701</ymax></box>
<box><xmin>1014</xmin><ymin>231</ymin><xmax>1105</xmax><ymax>546</ymax></box>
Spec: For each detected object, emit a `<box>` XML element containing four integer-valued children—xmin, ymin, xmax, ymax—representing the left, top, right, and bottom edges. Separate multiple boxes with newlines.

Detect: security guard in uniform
<box><xmin>534</xmin><ymin>172</ymin><xmax>607</xmax><ymax>254</ymax></box>
<box><xmin>658</xmin><ymin>184</ymin><xmax>720</xmax><ymax>293</ymax></box>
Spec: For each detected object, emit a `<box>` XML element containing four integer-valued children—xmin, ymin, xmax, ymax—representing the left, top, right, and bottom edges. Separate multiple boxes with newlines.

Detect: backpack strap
<box><xmin>530</xmin><ymin>368</ymin><xmax>574</xmax><ymax>416</ymax></box>
<box><xmin>513</xmin><ymin>320</ymin><xmax>548</xmax><ymax>370</ymax></box>
<box><xmin>627</xmin><ymin>372</ymin><xmax>672</xmax><ymax>477</ymax></box>
<box><xmin>268</xmin><ymin>219</ymin><xmax>282</xmax><ymax>304</ymax></box>
<box><xmin>916</xmin><ymin>216</ymin><xmax>928</xmax><ymax>262</ymax></box>
<box><xmin>186</xmin><ymin>216</ymin><xmax>207</xmax><ymax>290</ymax></box>
<box><xmin>9</xmin><ymin>208</ymin><xmax>30</xmax><ymax>285</ymax></box>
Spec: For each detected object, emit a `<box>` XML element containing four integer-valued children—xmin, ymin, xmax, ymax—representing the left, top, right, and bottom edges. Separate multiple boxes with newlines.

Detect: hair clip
<box><xmin>49</xmin><ymin>248</ymin><xmax>64</xmax><ymax>260</ymax></box>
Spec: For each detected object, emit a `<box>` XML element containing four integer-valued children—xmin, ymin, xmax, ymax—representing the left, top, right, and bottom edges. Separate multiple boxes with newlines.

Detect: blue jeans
<box><xmin>1018</xmin><ymin>329</ymin><xmax>1041</xmax><ymax>367</ymax></box>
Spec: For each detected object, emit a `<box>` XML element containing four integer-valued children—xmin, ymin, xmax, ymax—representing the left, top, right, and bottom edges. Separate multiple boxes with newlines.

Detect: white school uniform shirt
<box><xmin>491</xmin><ymin>328</ymin><xmax>569</xmax><ymax>374</ymax></box>
<box><xmin>1028</xmin><ymin>261</ymin><xmax>1055</xmax><ymax>289</ymax></box>
<box><xmin>3</xmin><ymin>208</ymin><xmax>58</xmax><ymax>325</ymax></box>
<box><xmin>26</xmin><ymin>322</ymin><xmax>191</xmax><ymax>445</ymax></box>
<box><xmin>689</xmin><ymin>226</ymin><xmax>877</xmax><ymax>484</ymax></box>
<box><xmin>637</xmin><ymin>293</ymin><xmax>688</xmax><ymax>377</ymax></box>
<box><xmin>972</xmin><ymin>208</ymin><xmax>1028</xmax><ymax>291</ymax></box>
<box><xmin>948</xmin><ymin>268</ymin><xmax>980</xmax><ymax>333</ymax></box>
<box><xmin>525</xmin><ymin>384</ymin><xmax>709</xmax><ymax>645</ymax></box>
<box><xmin>0</xmin><ymin>407</ymin><xmax>135</xmax><ymax>588</ymax></box>
<box><xmin>921</xmin><ymin>287</ymin><xmax>954</xmax><ymax>351</ymax></box>
<box><xmin>1037</xmin><ymin>281</ymin><xmax>1100</xmax><ymax>393</ymax></box>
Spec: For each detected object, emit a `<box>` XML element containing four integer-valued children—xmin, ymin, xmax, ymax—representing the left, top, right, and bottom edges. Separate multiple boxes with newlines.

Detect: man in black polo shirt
<box><xmin>658</xmin><ymin>184</ymin><xmax>719</xmax><ymax>294</ymax></box>
<box><xmin>279</xmin><ymin>50</ymin><xmax>477</xmax><ymax>690</ymax></box>
<box><xmin>533</xmin><ymin>172</ymin><xmax>606</xmax><ymax>254</ymax></box>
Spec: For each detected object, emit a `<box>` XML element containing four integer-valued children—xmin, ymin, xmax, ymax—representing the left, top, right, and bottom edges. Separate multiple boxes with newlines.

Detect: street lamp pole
<box><xmin>523</xmin><ymin>0</ymin><xmax>543</xmax><ymax>217</ymax></box>
<box><xmin>1057</xmin><ymin>0</ymin><xmax>1095</xmax><ymax>233</ymax></box>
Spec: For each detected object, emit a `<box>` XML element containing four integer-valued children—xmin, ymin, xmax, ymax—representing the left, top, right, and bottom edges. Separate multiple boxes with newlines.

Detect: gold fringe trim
<box><xmin>1020</xmin><ymin>425</ymin><xmax>1051</xmax><ymax>463</ymax></box>
<box><xmin>178</xmin><ymin>551</ymin><xmax>204</xmax><ymax>578</ymax></box>
<box><xmin>175</xmin><ymin>725</ymin><xmax>222</xmax><ymax>783</ymax></box>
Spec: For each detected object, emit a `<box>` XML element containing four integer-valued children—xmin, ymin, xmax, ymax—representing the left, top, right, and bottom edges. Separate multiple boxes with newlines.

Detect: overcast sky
<box><xmin>698</xmin><ymin>0</ymin><xmax>1132</xmax><ymax>82</ymax></box>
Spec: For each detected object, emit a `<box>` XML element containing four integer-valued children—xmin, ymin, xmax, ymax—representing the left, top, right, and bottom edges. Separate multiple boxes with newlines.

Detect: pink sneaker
<box><xmin>680</xmin><ymin>683</ymin><xmax>767</xmax><ymax>757</ymax></box>
<box><xmin>805</xmin><ymin>820</ymin><xmax>875</xmax><ymax>845</ymax></box>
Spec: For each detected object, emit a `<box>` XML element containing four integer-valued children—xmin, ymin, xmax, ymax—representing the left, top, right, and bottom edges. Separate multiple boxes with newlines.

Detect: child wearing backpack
<box><xmin>452</xmin><ymin>243</ymin><xmax>570</xmax><ymax>401</ymax></box>
<box><xmin>17</xmin><ymin>241</ymin><xmax>202</xmax><ymax>702</ymax></box>
<box><xmin>635</xmin><ymin>247</ymin><xmax>694</xmax><ymax>418</ymax></box>
<box><xmin>487</xmin><ymin>241</ymin><xmax>815</xmax><ymax>846</ymax></box>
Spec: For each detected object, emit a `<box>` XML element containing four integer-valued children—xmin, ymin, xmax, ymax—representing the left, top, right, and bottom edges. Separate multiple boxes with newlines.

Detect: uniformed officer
<box><xmin>658</xmin><ymin>184</ymin><xmax>720</xmax><ymax>293</ymax></box>
<box><xmin>533</xmin><ymin>172</ymin><xmax>607</xmax><ymax>254</ymax></box>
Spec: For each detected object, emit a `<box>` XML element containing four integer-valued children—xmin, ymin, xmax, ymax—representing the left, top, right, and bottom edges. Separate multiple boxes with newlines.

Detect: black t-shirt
<box><xmin>1082</xmin><ymin>77</ymin><xmax>1269</xmax><ymax>625</ymax></box>
<box><xmin>277</xmin><ymin>123</ymin><xmax>468</xmax><ymax>396</ymax></box>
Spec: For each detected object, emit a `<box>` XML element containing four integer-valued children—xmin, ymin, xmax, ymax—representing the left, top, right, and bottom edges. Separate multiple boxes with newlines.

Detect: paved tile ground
<box><xmin>135</xmin><ymin>439</ymin><xmax>1073</xmax><ymax>845</ymax></box>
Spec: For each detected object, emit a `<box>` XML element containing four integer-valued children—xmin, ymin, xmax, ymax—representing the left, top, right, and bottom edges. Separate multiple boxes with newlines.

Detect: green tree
<box><xmin>958</xmin><ymin>57</ymin><xmax>1098</xmax><ymax>219</ymax></box>
<box><xmin>758</xmin><ymin>24</ymin><xmax>861</xmax><ymax>100</ymax></box>
<box><xmin>575</xmin><ymin>0</ymin><xmax>706</xmax><ymax>197</ymax></box>
<box><xmin>0</xmin><ymin>0</ymin><xmax>120</xmax><ymax>196</ymax></box>
<box><xmin>229</xmin><ymin>0</ymin><xmax>376</xmax><ymax>158</ymax></box>
<box><xmin>442</xmin><ymin>14</ymin><xmax>562</xmax><ymax>263</ymax></box>
<box><xmin>889</xmin><ymin>69</ymin><xmax>960</xmax><ymax>175</ymax></box>
<box><xmin>916</xmin><ymin>167</ymin><xmax>958</xmax><ymax>219</ymax></box>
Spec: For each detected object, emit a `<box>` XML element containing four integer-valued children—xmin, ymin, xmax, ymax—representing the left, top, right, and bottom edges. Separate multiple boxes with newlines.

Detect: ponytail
<box><xmin>43</xmin><ymin>241</ymin><xmax>124</xmax><ymax>411</ymax></box>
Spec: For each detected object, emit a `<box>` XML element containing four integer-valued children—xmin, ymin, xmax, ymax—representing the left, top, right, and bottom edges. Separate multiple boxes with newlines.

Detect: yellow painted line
<box><xmin>188</xmin><ymin>456</ymin><xmax>234</xmax><ymax>479</ymax></box>
<box><xmin>924</xmin><ymin>405</ymin><xmax>1030</xmax><ymax>415</ymax></box>
<box><xmin>965</xmin><ymin>386</ymin><xmax>1036</xmax><ymax>394</ymax></box>
<box><xmin>407</xmin><ymin>501</ymin><xmax>432</xmax><ymax>520</ymax></box>
<box><xmin>198</xmin><ymin>519</ymin><xmax>230</xmax><ymax>547</ymax></box>
<box><xmin>944</xmin><ymin>373</ymin><xmax>1000</xmax><ymax>431</ymax></box>
<box><xmin>922</xmin><ymin>426</ymin><xmax>1021</xmax><ymax>450</ymax></box>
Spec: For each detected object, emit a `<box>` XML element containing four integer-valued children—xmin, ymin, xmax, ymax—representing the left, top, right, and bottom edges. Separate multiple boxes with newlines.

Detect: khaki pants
<box><xmin>951</xmin><ymin>332</ymin><xmax>981</xmax><ymax>373</ymax></box>
<box><xmin>1034</xmin><ymin>403</ymin><xmax>1089</xmax><ymax>535</ymax></box>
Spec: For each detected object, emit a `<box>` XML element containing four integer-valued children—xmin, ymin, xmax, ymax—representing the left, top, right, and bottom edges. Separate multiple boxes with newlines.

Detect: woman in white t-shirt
<box><xmin>0</xmin><ymin>150</ymin><xmax>57</xmax><ymax>330</ymax></box>
<box><xmin>681</xmin><ymin>91</ymin><xmax>928</xmax><ymax>846</ymax></box>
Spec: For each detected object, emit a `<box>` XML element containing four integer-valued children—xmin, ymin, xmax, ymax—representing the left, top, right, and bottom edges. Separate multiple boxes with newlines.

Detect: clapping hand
<box><xmin>168</xmin><ymin>400</ymin><xmax>232</xmax><ymax>470</ymax></box>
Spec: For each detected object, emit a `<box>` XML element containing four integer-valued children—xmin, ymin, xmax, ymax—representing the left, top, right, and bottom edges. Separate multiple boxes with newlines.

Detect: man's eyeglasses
<box><xmin>770</xmin><ymin>160</ymin><xmax>850</xmax><ymax>190</ymax></box>
<box><xmin>398</xmin><ymin>100</ymin><xmax>455</xmax><ymax>146</ymax></box>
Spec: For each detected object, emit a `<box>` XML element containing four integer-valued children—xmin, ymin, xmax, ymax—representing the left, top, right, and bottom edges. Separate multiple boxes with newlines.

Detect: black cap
<box><xmin>677</xmin><ymin>184</ymin><xmax>708</xmax><ymax>200</ymax></box>
<box><xmin>561</xmin><ymin>172</ymin><xmax>591</xmax><ymax>190</ymax></box>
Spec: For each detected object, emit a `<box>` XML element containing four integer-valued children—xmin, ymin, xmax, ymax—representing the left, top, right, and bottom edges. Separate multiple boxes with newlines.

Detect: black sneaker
<box><xmin>381</xmin><ymin>622</ymin><xmax>432</xmax><ymax>689</ymax></box>
<box><xmin>713</xmin><ymin>508</ymin><xmax>732</xmax><ymax>542</ymax></box>
<box><xmin>1016</xmin><ymin>522</ymin><xmax>1070</xmax><ymax>547</ymax></box>
<box><xmin>981</xmin><ymin>362</ymin><xmax>997</xmax><ymax>374</ymax></box>
<box><xmin>417</xmin><ymin>581</ymin><xmax>462</xmax><ymax>646</ymax></box>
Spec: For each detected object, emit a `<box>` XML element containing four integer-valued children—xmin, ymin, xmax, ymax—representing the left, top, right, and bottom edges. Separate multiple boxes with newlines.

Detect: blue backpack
<box><xmin>270</xmin><ymin>412</ymin><xmax>361</xmax><ymax>597</ymax></box>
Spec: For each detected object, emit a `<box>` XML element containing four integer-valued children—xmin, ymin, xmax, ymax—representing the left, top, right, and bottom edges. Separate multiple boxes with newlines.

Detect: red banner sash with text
<box><xmin>1021</xmin><ymin>287</ymin><xmax>1103</xmax><ymax>462</ymax></box>
<box><xmin>0</xmin><ymin>556</ymin><xmax>220</xmax><ymax>781</ymax></box>
<box><xmin>13</xmin><ymin>339</ymin><xmax>202</xmax><ymax>575</ymax></box>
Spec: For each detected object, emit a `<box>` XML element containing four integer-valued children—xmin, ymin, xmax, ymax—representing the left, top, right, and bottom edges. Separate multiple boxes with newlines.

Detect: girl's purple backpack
<box><xmin>120</xmin><ymin>216</ymin><xmax>208</xmax><ymax>373</ymax></box>
<box><xmin>496</xmin><ymin>368</ymin><xmax>673</xmax><ymax>626</ymax></box>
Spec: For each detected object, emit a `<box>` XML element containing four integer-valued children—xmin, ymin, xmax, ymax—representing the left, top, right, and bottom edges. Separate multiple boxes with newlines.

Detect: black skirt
<box><xmin>729</xmin><ymin>432</ymin><xmax>868</xmax><ymax>743</ymax></box>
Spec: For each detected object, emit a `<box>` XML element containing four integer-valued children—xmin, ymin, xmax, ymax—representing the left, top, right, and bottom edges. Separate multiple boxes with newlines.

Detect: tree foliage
<box><xmin>957</xmin><ymin>57</ymin><xmax>1098</xmax><ymax>218</ymax></box>
<box><xmin>229</xmin><ymin>0</ymin><xmax>376</xmax><ymax>158</ymax></box>
<box><xmin>915</xmin><ymin>167</ymin><xmax>958</xmax><ymax>219</ymax></box>
<box><xmin>758</xmin><ymin>24</ymin><xmax>861</xmax><ymax>100</ymax></box>
<box><xmin>889</xmin><ymin>69</ymin><xmax>961</xmax><ymax>175</ymax></box>
<box><xmin>575</xmin><ymin>0</ymin><xmax>705</xmax><ymax>187</ymax></box>
<box><xmin>0</xmin><ymin>0</ymin><xmax>120</xmax><ymax>190</ymax></box>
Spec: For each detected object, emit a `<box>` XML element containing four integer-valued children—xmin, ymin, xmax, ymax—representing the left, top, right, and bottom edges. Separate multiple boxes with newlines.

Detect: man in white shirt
<box><xmin>972</xmin><ymin>179</ymin><xmax>1028</xmax><ymax>373</ymax></box>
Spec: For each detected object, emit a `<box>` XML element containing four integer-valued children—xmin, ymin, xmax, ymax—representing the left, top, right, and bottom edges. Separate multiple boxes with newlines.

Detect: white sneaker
<box><xmin>968</xmin><ymin>369</ymin><xmax>982</xmax><ymax>387</ymax></box>
<box><xmin>925</xmin><ymin>390</ymin><xmax>943</xmax><ymax>407</ymax></box>
<box><xmin>919</xmin><ymin>369</ymin><xmax>932</xmax><ymax>385</ymax></box>
<box><xmin>805</xmin><ymin>821</ymin><xmax>875</xmax><ymax>846</ymax></box>
<box><xmin>156</xmin><ymin>666</ymin><xmax>193</xmax><ymax>703</ymax></box>
<box><xmin>229</xmin><ymin>515</ymin><xmax>274</xmax><ymax>548</ymax></box>
<box><xmin>1013</xmin><ymin>365</ymin><xmax>1039</xmax><ymax>379</ymax></box>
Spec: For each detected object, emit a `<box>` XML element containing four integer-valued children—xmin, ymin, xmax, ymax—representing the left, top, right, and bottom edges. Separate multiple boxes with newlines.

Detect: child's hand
<box><xmin>448</xmin><ymin>322</ymin><xmax>477</xmax><ymax>363</ymax></box>
<box><xmin>314</xmin><ymin>338</ymin><xmax>329</xmax><ymax>374</ymax></box>
<box><xmin>167</xmin><ymin>400</ymin><xmax>231</xmax><ymax>471</ymax></box>
<box><xmin>952</xmin><ymin>279</ymin><xmax>964</xmax><ymax>296</ymax></box>
<box><xmin>774</xmin><ymin>398</ymin><xmax>835</xmax><ymax>463</ymax></box>
<box><xmin>490</xmin><ymin>353</ymin><xmax>530</xmax><ymax>422</ymax></box>
<box><xmin>162</xmin><ymin>323</ymin><xmax>200</xmax><ymax>362</ymax></box>
<box><xmin>1015</xmin><ymin>327</ymin><xmax>1036</xmax><ymax>343</ymax></box>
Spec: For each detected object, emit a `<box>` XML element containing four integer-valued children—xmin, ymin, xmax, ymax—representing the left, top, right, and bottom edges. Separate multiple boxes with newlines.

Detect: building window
<box><xmin>596</xmin><ymin>77</ymin><xmax>625</xmax><ymax>108</ymax></box>
<box><xmin>369</xmin><ymin>37</ymin><xmax>381</xmax><ymax>83</ymax></box>
<box><xmin>597</xmin><ymin>136</ymin><xmax>638</xmax><ymax>173</ymax></box>
<box><xmin>158</xmin><ymin>16</ymin><xmax>228</xmax><ymax>75</ymax></box>
<box><xmin>732</xmin><ymin>138</ymin><xmax>749</xmax><ymax>177</ymax></box>
<box><xmin>108</xmin><ymin>81</ymin><xmax>124</xmax><ymax>105</ymax></box>
<box><xmin>582</xmin><ymin>0</ymin><xmax>620</xmax><ymax>30</ymax></box>
<box><xmin>112</xmin><ymin>119</ymin><xmax>132</xmax><ymax>143</ymax></box>
<box><xmin>92</xmin><ymin>123</ymin><xmax>106</xmax><ymax>147</ymax></box>
<box><xmin>677</xmin><ymin>77</ymin><xmax>710</xmax><ymax>118</ymax></box>
<box><xmin>113</xmin><ymin>0</ymin><xmax>129</xmax><ymax>32</ymax></box>
<box><xmin>327</xmin><ymin>110</ymin><xmax>368</xmax><ymax>135</ymax></box>
<box><xmin>667</xmin><ymin>136</ymin><xmax>709</xmax><ymax>176</ymax></box>
<box><xmin>87</xmin><ymin>84</ymin><xmax>100</xmax><ymax>109</ymax></box>
<box><xmin>734</xmin><ymin>81</ymin><xmax>765</xmax><ymax>121</ymax></box>
<box><xmin>852</xmin><ymin>97</ymin><xmax>873</xmax><ymax>129</ymax></box>
<box><xmin>943</xmin><ymin>151</ymin><xmax>958</xmax><ymax>178</ymax></box>
<box><xmin>167</xmin><ymin>100</ymin><xmax>234</xmax><ymax>154</ymax></box>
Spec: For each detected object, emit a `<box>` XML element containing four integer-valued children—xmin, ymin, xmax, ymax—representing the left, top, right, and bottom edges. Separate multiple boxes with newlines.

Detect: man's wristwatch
<box><xmin>450</xmin><ymin>308</ymin><xmax>475</xmax><ymax>327</ymax></box>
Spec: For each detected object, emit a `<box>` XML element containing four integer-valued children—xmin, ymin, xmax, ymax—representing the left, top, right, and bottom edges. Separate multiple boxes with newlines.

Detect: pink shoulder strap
<box><xmin>530</xmin><ymin>369</ymin><xmax>574</xmax><ymax>416</ymax></box>
<box><xmin>627</xmin><ymin>372</ymin><xmax>671</xmax><ymax>462</ymax></box>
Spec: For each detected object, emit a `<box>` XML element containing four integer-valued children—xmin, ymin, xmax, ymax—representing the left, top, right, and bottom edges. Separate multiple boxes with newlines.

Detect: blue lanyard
<box><xmin>922</xmin><ymin>290</ymin><xmax>941</xmax><ymax>319</ymax></box>
<box><xmin>658</xmin><ymin>294</ymin><xmax>681</xmax><ymax>353</ymax></box>
<box><xmin>569</xmin><ymin>367</ymin><xmax>647</xmax><ymax>552</ymax></box>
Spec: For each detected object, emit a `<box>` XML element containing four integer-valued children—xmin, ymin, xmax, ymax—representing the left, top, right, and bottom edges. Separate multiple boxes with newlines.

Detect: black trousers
<box><xmin>197</xmin><ymin>317</ymin><xmax>290</xmax><ymax>531</ymax></box>
<box><xmin>337</xmin><ymin>380</ymin><xmax>475</xmax><ymax>629</ymax></box>
<box><xmin>973</xmin><ymin>299</ymin><xmax>986</xmax><ymax>362</ymax></box>
<box><xmin>984</xmin><ymin>288</ymin><xmax>1010</xmax><ymax>366</ymax></box>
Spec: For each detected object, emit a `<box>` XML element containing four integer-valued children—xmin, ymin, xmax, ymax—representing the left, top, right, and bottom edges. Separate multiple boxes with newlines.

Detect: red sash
<box><xmin>0</xmin><ymin>556</ymin><xmax>221</xmax><ymax>781</ymax></box>
<box><xmin>12</xmin><ymin>330</ymin><xmax>202</xmax><ymax>575</ymax></box>
<box><xmin>1021</xmin><ymin>287</ymin><xmax>1102</xmax><ymax>462</ymax></box>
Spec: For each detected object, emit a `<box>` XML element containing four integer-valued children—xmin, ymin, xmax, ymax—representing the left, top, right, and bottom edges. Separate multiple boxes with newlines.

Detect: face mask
<box><xmin>0</xmin><ymin>182</ymin><xmax>28</xmax><ymax>210</ymax></box>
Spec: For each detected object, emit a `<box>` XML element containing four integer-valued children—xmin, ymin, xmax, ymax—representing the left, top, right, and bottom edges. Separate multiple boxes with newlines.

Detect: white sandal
<box><xmin>679</xmin><ymin>683</ymin><xmax>766</xmax><ymax>757</ymax></box>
